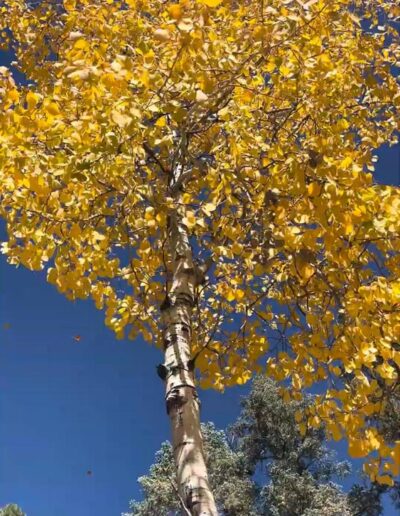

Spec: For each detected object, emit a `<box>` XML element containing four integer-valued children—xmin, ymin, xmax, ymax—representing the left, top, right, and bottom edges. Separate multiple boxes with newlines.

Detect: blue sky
<box><xmin>0</xmin><ymin>48</ymin><xmax>400</xmax><ymax>516</ymax></box>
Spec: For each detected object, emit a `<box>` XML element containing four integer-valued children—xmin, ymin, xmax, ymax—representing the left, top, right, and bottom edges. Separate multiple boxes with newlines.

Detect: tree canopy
<box><xmin>0</xmin><ymin>0</ymin><xmax>399</xmax><ymax>485</ymax></box>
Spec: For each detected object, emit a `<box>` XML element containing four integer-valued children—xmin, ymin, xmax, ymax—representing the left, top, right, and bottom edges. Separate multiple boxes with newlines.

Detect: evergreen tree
<box><xmin>346</xmin><ymin>380</ymin><xmax>400</xmax><ymax>516</ymax></box>
<box><xmin>230</xmin><ymin>377</ymin><xmax>351</xmax><ymax>516</ymax></box>
<box><xmin>348</xmin><ymin>474</ymin><xmax>400</xmax><ymax>516</ymax></box>
<box><xmin>128</xmin><ymin>377</ymin><xmax>374</xmax><ymax>516</ymax></box>
<box><xmin>127</xmin><ymin>424</ymin><xmax>258</xmax><ymax>516</ymax></box>
<box><xmin>0</xmin><ymin>505</ymin><xmax>25</xmax><ymax>516</ymax></box>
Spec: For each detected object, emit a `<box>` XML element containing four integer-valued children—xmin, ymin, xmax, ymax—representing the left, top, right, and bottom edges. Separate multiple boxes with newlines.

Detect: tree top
<box><xmin>0</xmin><ymin>0</ymin><xmax>399</xmax><ymax>484</ymax></box>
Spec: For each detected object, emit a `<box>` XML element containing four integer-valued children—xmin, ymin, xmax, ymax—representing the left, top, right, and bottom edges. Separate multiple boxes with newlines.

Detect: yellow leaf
<box><xmin>26</xmin><ymin>91</ymin><xmax>39</xmax><ymax>110</ymax></box>
<box><xmin>341</xmin><ymin>156</ymin><xmax>353</xmax><ymax>169</ymax></box>
<box><xmin>279</xmin><ymin>64</ymin><xmax>291</xmax><ymax>77</ymax></box>
<box><xmin>67</xmin><ymin>68</ymin><xmax>91</xmax><ymax>81</ymax></box>
<box><xmin>365</xmin><ymin>428</ymin><xmax>381</xmax><ymax>450</ymax></box>
<box><xmin>47</xmin><ymin>267</ymin><xmax>57</xmax><ymax>284</ymax></box>
<box><xmin>299</xmin><ymin>423</ymin><xmax>307</xmax><ymax>436</ymax></box>
<box><xmin>295</xmin><ymin>255</ymin><xmax>314</xmax><ymax>280</ymax></box>
<box><xmin>177</xmin><ymin>19</ymin><xmax>194</xmax><ymax>32</ymax></box>
<box><xmin>111</xmin><ymin>110</ymin><xmax>132</xmax><ymax>128</ymax></box>
<box><xmin>168</xmin><ymin>4</ymin><xmax>182</xmax><ymax>19</ymax></box>
<box><xmin>197</xmin><ymin>218</ymin><xmax>207</xmax><ymax>229</ymax></box>
<box><xmin>343</xmin><ymin>216</ymin><xmax>354</xmax><ymax>236</ymax></box>
<box><xmin>376</xmin><ymin>475</ymin><xmax>394</xmax><ymax>487</ymax></box>
<box><xmin>225</xmin><ymin>287</ymin><xmax>235</xmax><ymax>302</ymax></box>
<box><xmin>44</xmin><ymin>101</ymin><xmax>60</xmax><ymax>116</ymax></box>
<box><xmin>73</xmin><ymin>38</ymin><xmax>90</xmax><ymax>51</ymax></box>
<box><xmin>155</xmin><ymin>116</ymin><xmax>166</xmax><ymax>127</ymax></box>
<box><xmin>203</xmin><ymin>202</ymin><xmax>217</xmax><ymax>215</ymax></box>
<box><xmin>254</xmin><ymin>263</ymin><xmax>264</xmax><ymax>275</ymax></box>
<box><xmin>64</xmin><ymin>0</ymin><xmax>76</xmax><ymax>11</ymax></box>
<box><xmin>144</xmin><ymin>207</ymin><xmax>155</xmax><ymax>221</ymax></box>
<box><xmin>29</xmin><ymin>175</ymin><xmax>49</xmax><ymax>196</ymax></box>
<box><xmin>93</xmin><ymin>231</ymin><xmax>106</xmax><ymax>242</ymax></box>
<box><xmin>330</xmin><ymin>366</ymin><xmax>342</xmax><ymax>376</ymax></box>
<box><xmin>6</xmin><ymin>88</ymin><xmax>19</xmax><ymax>104</ymax></box>
<box><xmin>294</xmin><ymin>411</ymin><xmax>303</xmax><ymax>423</ymax></box>
<box><xmin>156</xmin><ymin>212</ymin><xmax>166</xmax><ymax>227</ymax></box>
<box><xmin>349</xmin><ymin>439</ymin><xmax>367</xmax><ymax>458</ymax></box>
<box><xmin>232</xmin><ymin>242</ymin><xmax>243</xmax><ymax>255</ymax></box>
<box><xmin>392</xmin><ymin>281</ymin><xmax>400</xmax><ymax>299</ymax></box>
<box><xmin>307</xmin><ymin>182</ymin><xmax>321</xmax><ymax>197</ymax></box>
<box><xmin>68</xmin><ymin>31</ymin><xmax>84</xmax><ymax>41</ymax></box>
<box><xmin>236</xmin><ymin>370</ymin><xmax>251</xmax><ymax>385</ymax></box>
<box><xmin>182</xmin><ymin>193</ymin><xmax>192</xmax><ymax>204</ymax></box>
<box><xmin>264</xmin><ymin>61</ymin><xmax>276</xmax><ymax>73</ymax></box>
<box><xmin>182</xmin><ymin>211</ymin><xmax>196</xmax><ymax>229</ymax></box>
<box><xmin>329</xmin><ymin>422</ymin><xmax>342</xmax><ymax>441</ymax></box>
<box><xmin>70</xmin><ymin>223</ymin><xmax>81</xmax><ymax>238</ymax></box>
<box><xmin>140</xmin><ymin>70</ymin><xmax>150</xmax><ymax>88</ymax></box>
<box><xmin>197</xmin><ymin>0</ymin><xmax>223</xmax><ymax>6</ymax></box>
<box><xmin>292</xmin><ymin>373</ymin><xmax>302</xmax><ymax>390</ymax></box>
<box><xmin>235</xmin><ymin>289</ymin><xmax>245</xmax><ymax>301</ymax></box>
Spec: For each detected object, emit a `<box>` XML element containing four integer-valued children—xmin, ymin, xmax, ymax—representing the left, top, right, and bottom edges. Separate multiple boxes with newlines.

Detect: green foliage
<box><xmin>348</xmin><ymin>480</ymin><xmax>400</xmax><ymax>516</ymax></box>
<box><xmin>0</xmin><ymin>505</ymin><xmax>25</xmax><ymax>516</ymax></box>
<box><xmin>126</xmin><ymin>442</ymin><xmax>180</xmax><ymax>516</ymax></box>
<box><xmin>126</xmin><ymin>424</ymin><xmax>258</xmax><ymax>516</ymax></box>
<box><xmin>375</xmin><ymin>383</ymin><xmax>400</xmax><ymax>443</ymax></box>
<box><xmin>230</xmin><ymin>377</ymin><xmax>351</xmax><ymax>516</ymax></box>
<box><xmin>202</xmin><ymin>424</ymin><xmax>258</xmax><ymax>516</ymax></box>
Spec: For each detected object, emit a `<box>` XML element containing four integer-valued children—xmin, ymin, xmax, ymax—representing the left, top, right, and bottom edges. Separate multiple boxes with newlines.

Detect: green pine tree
<box><xmin>0</xmin><ymin>505</ymin><xmax>25</xmax><ymax>516</ymax></box>
<box><xmin>128</xmin><ymin>378</ymin><xmax>345</xmax><ymax>515</ymax></box>
<box><xmin>126</xmin><ymin>423</ymin><xmax>258</xmax><ymax>516</ymax></box>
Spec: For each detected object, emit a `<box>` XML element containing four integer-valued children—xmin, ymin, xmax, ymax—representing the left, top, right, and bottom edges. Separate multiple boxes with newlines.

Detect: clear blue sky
<box><xmin>0</xmin><ymin>55</ymin><xmax>399</xmax><ymax>516</ymax></box>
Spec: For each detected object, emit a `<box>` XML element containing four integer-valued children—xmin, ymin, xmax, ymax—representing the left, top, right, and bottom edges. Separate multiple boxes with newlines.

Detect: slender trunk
<box><xmin>159</xmin><ymin>211</ymin><xmax>218</xmax><ymax>516</ymax></box>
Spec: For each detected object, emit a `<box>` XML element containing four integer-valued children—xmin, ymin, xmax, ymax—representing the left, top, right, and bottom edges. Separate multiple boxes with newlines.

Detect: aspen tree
<box><xmin>0</xmin><ymin>1</ymin><xmax>400</xmax><ymax>512</ymax></box>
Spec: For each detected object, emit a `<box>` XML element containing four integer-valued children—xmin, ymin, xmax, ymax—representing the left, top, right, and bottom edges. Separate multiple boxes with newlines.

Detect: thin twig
<box><xmin>170</xmin><ymin>479</ymin><xmax>192</xmax><ymax>516</ymax></box>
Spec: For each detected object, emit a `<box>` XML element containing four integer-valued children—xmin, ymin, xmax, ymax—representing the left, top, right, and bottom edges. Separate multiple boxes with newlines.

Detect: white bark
<box><xmin>160</xmin><ymin>212</ymin><xmax>218</xmax><ymax>516</ymax></box>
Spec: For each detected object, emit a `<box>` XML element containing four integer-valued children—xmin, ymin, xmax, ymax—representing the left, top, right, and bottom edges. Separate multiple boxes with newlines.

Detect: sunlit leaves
<box><xmin>0</xmin><ymin>0</ymin><xmax>400</xmax><ymax>485</ymax></box>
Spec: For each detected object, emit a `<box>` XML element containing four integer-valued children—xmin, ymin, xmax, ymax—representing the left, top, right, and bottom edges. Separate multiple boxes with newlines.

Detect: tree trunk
<box><xmin>159</xmin><ymin>211</ymin><xmax>218</xmax><ymax>516</ymax></box>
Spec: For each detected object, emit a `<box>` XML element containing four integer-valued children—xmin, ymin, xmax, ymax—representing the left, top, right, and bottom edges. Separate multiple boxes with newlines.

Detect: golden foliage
<box><xmin>0</xmin><ymin>0</ymin><xmax>400</xmax><ymax>482</ymax></box>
